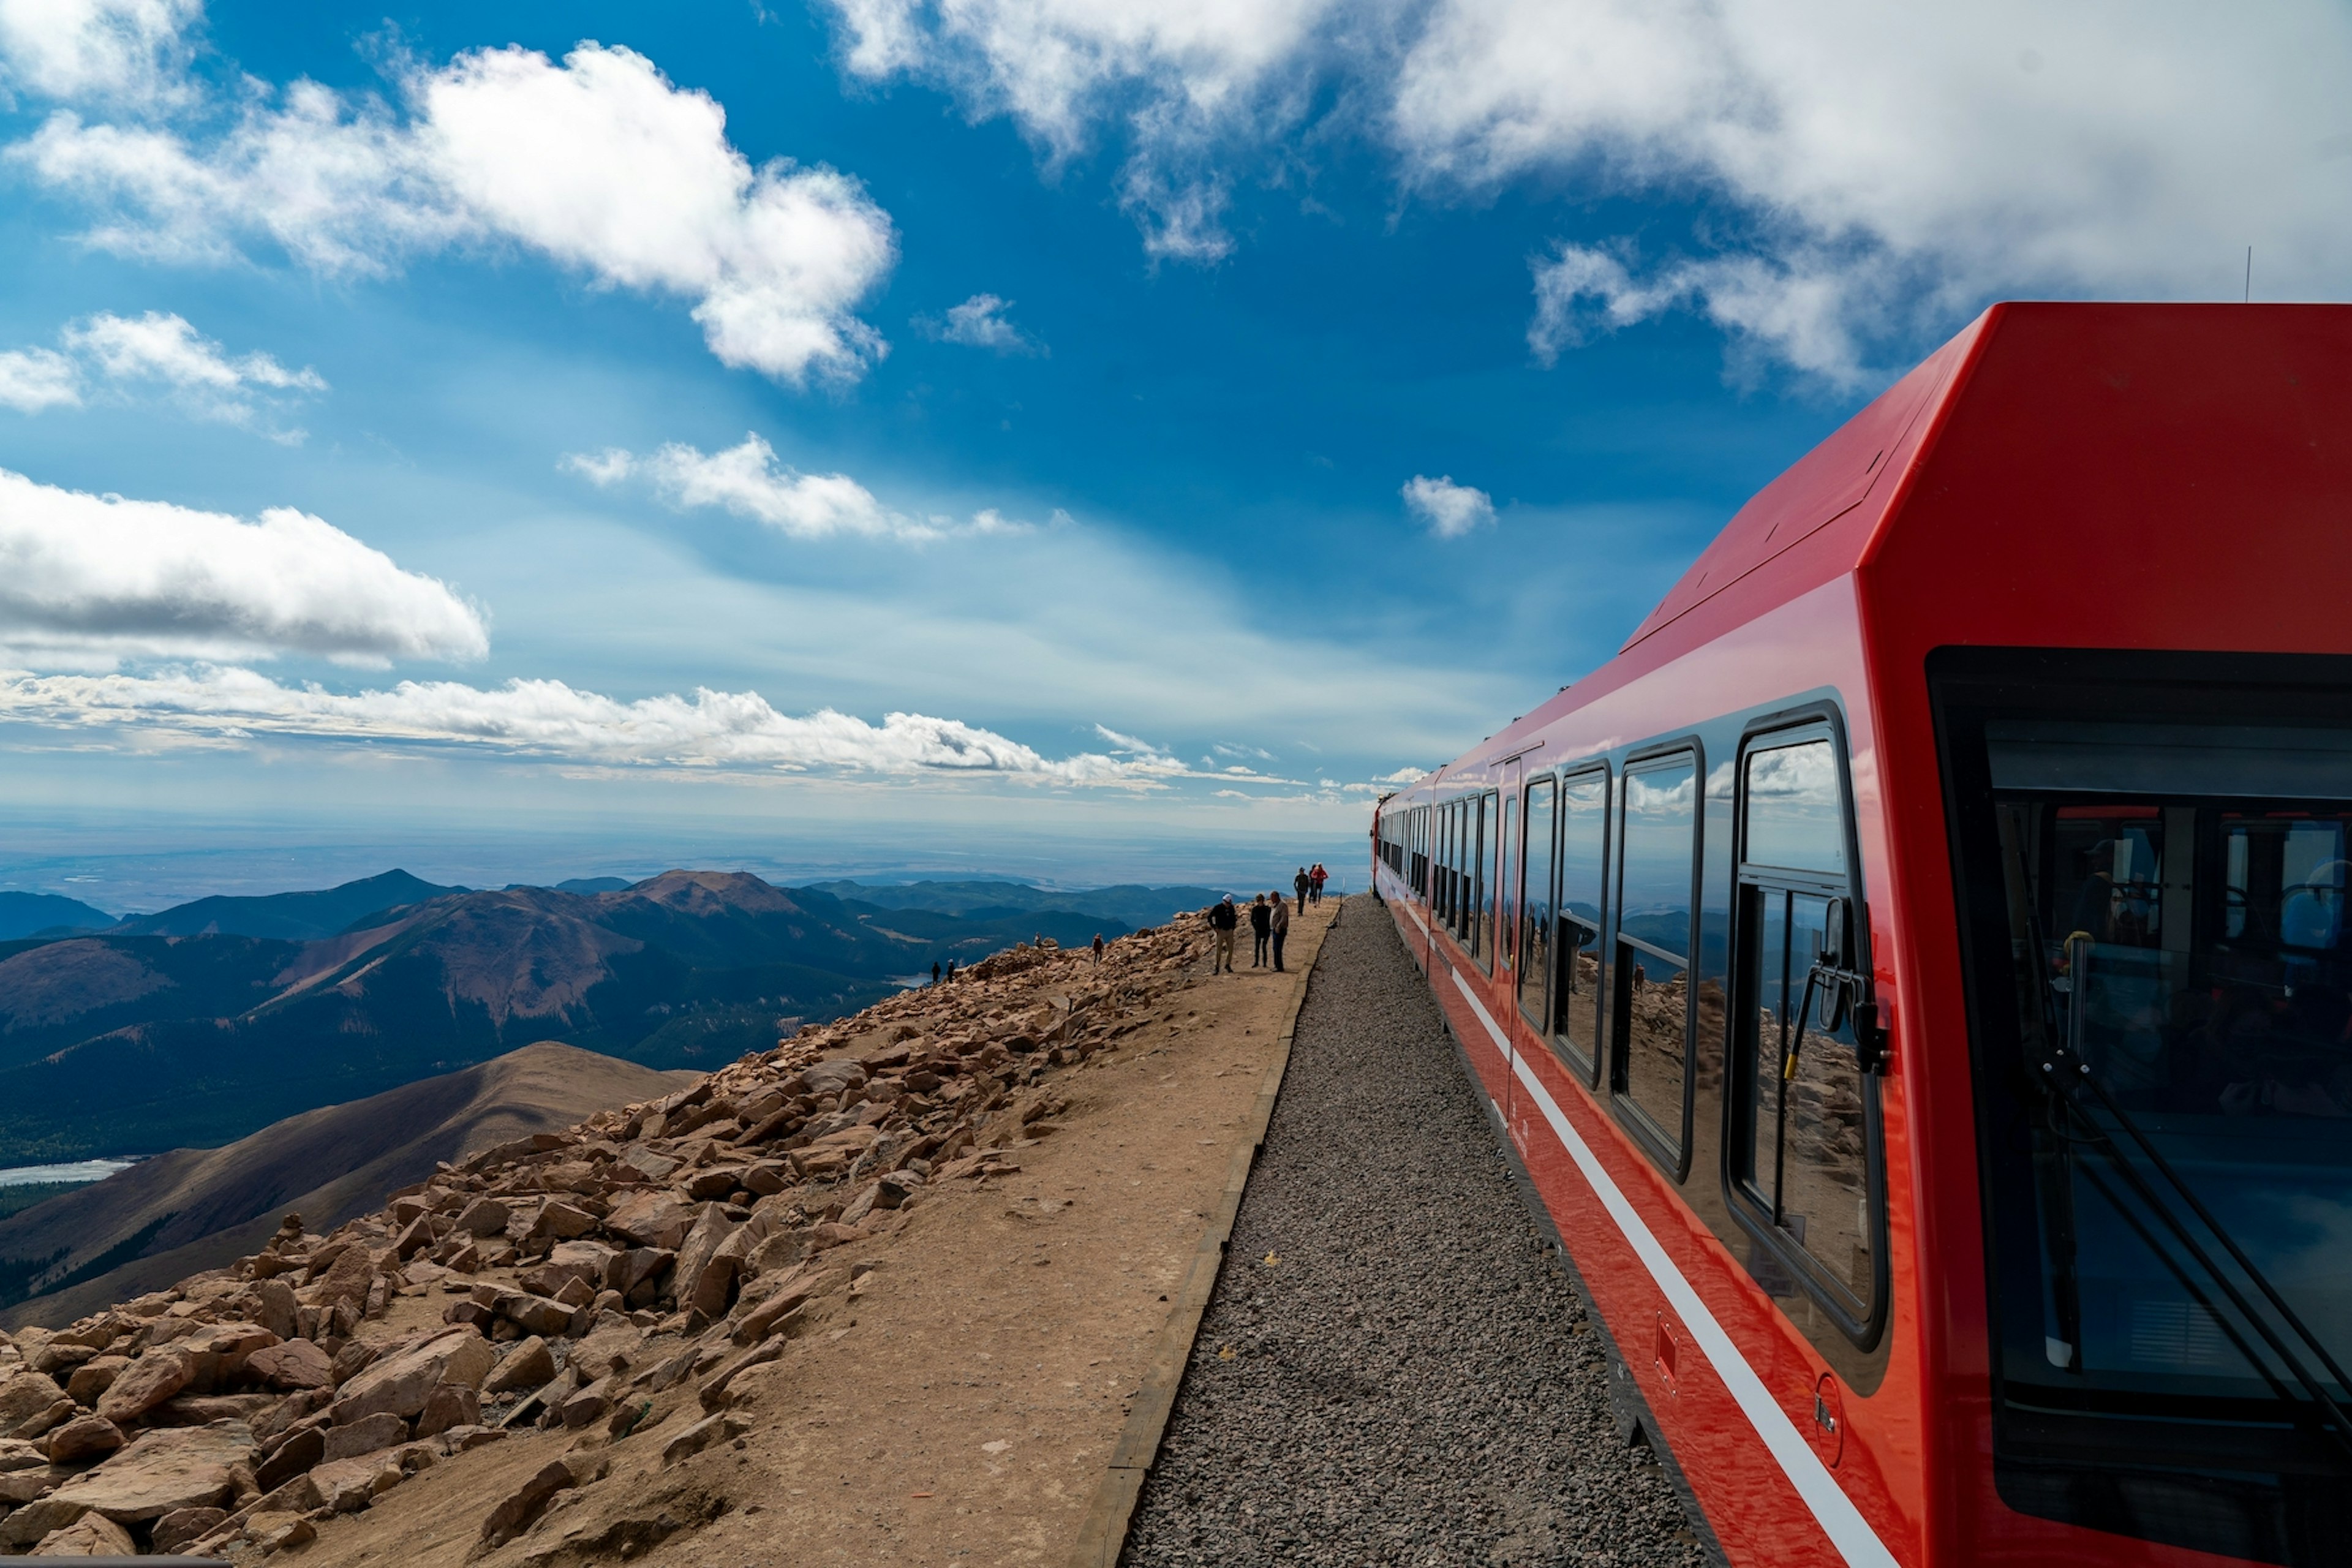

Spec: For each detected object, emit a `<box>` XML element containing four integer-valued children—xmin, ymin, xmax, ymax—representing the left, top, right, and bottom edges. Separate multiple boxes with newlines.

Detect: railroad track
<box><xmin>1120</xmin><ymin>896</ymin><xmax>1712</xmax><ymax>1567</ymax></box>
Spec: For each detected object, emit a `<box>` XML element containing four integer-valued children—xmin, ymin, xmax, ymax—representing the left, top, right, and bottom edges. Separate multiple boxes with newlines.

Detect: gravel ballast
<box><xmin>1121</xmin><ymin>895</ymin><xmax>1714</xmax><ymax>1567</ymax></box>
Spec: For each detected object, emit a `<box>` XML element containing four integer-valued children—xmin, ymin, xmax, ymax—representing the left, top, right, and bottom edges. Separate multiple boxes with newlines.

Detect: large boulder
<box><xmin>330</xmin><ymin>1328</ymin><xmax>493</xmax><ymax>1424</ymax></box>
<box><xmin>94</xmin><ymin>1348</ymin><xmax>191</xmax><ymax>1424</ymax></box>
<box><xmin>44</xmin><ymin>1423</ymin><xmax>251</xmax><ymax>1522</ymax></box>
<box><xmin>31</xmin><ymin>1510</ymin><xmax>137</xmax><ymax>1556</ymax></box>
<box><xmin>0</xmin><ymin>1371</ymin><xmax>69</xmax><ymax>1434</ymax></box>
<box><xmin>603</xmin><ymin>1192</ymin><xmax>701</xmax><ymax>1251</ymax></box>
<box><xmin>246</xmin><ymin>1338</ymin><xmax>333</xmax><ymax>1390</ymax></box>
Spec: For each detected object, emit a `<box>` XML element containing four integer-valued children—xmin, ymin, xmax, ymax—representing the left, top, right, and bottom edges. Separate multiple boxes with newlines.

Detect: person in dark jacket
<box><xmin>1310</xmin><ymin>863</ymin><xmax>1328</xmax><ymax>904</ymax></box>
<box><xmin>1250</xmin><ymin>893</ymin><xmax>1273</xmax><ymax>967</ymax></box>
<box><xmin>1208</xmin><ymin>897</ymin><xmax>1238</xmax><ymax>973</ymax></box>
<box><xmin>1293</xmin><ymin>867</ymin><xmax>1311</xmax><ymax>912</ymax></box>
<box><xmin>1270</xmin><ymin>891</ymin><xmax>1291</xmax><ymax>971</ymax></box>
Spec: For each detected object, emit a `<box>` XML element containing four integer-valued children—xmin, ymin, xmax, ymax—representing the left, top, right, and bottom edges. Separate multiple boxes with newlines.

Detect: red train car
<box><xmin>1371</xmin><ymin>304</ymin><xmax>2352</xmax><ymax>1567</ymax></box>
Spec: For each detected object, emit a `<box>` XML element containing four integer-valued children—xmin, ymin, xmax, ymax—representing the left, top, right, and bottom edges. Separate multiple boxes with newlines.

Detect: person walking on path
<box><xmin>1310</xmin><ymin>862</ymin><xmax>1328</xmax><ymax>905</ymax></box>
<box><xmin>1208</xmin><ymin>896</ymin><xmax>1238</xmax><ymax>974</ymax></box>
<box><xmin>1293</xmin><ymin>867</ymin><xmax>1311</xmax><ymax>913</ymax></box>
<box><xmin>1269</xmin><ymin>892</ymin><xmax>1290</xmax><ymax>971</ymax></box>
<box><xmin>1091</xmin><ymin>932</ymin><xmax>1105</xmax><ymax>965</ymax></box>
<box><xmin>1250</xmin><ymin>893</ymin><xmax>1273</xmax><ymax>967</ymax></box>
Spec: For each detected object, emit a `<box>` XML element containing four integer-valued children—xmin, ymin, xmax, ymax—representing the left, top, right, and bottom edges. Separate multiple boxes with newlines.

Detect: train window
<box><xmin>1939</xmin><ymin>655</ymin><xmax>2352</xmax><ymax>1560</ymax></box>
<box><xmin>1498</xmin><ymin>787</ymin><xmax>1518</xmax><ymax>971</ymax></box>
<box><xmin>1731</xmin><ymin>732</ymin><xmax>1876</xmax><ymax>1327</ymax></box>
<box><xmin>1552</xmin><ymin>771</ymin><xmax>1608</xmax><ymax>1081</ymax></box>
<box><xmin>1518</xmin><ymin>775</ymin><xmax>1557</xmax><ymax>1031</ymax></box>
<box><xmin>1472</xmin><ymin>790</ymin><xmax>1496</xmax><ymax>962</ymax></box>
<box><xmin>1615</xmin><ymin>756</ymin><xmax>1697</xmax><ymax>1157</ymax></box>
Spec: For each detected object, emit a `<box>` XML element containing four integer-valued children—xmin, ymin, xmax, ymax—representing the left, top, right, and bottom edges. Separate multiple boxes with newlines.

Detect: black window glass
<box><xmin>1618</xmin><ymin>758</ymin><xmax>1696</xmax><ymax>1148</ymax></box>
<box><xmin>1555</xmin><ymin>772</ymin><xmax>1608</xmax><ymax>1075</ymax></box>
<box><xmin>1520</xmin><ymin>776</ymin><xmax>1556</xmax><ymax>1031</ymax></box>
<box><xmin>1969</xmin><ymin>714</ymin><xmax>2352</xmax><ymax>1442</ymax></box>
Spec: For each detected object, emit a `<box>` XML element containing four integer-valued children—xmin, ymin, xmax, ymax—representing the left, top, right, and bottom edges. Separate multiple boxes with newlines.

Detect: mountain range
<box><xmin>0</xmin><ymin>868</ymin><xmax>1152</xmax><ymax>1164</ymax></box>
<box><xmin>0</xmin><ymin>1041</ymin><xmax>690</xmax><ymax>1325</ymax></box>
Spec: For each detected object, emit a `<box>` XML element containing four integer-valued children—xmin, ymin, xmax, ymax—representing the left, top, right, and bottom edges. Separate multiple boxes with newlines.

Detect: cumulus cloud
<box><xmin>567</xmin><ymin>434</ymin><xmax>1033</xmax><ymax>543</ymax></box>
<box><xmin>0</xmin><ymin>349</ymin><xmax>80</xmax><ymax>413</ymax></box>
<box><xmin>821</xmin><ymin>0</ymin><xmax>1338</xmax><ymax>263</ymax></box>
<box><xmin>1407</xmin><ymin>1</ymin><xmax>2352</xmax><ymax>381</ymax></box>
<box><xmin>12</xmin><ymin>43</ymin><xmax>898</xmax><ymax>384</ymax></box>
<box><xmin>1401</xmin><ymin>473</ymin><xmax>1493</xmax><ymax>539</ymax></box>
<box><xmin>0</xmin><ymin>0</ymin><xmax>197</xmax><ymax>104</ymax></box>
<box><xmin>917</xmin><ymin>292</ymin><xmax>1043</xmax><ymax>353</ymax></box>
<box><xmin>0</xmin><ymin>664</ymin><xmax>1201</xmax><ymax>786</ymax></box>
<box><xmin>0</xmin><ymin>467</ymin><xmax>487</xmax><ymax>667</ymax></box>
<box><xmin>1</xmin><ymin>309</ymin><xmax>328</xmax><ymax>433</ymax></box>
<box><xmin>824</xmin><ymin>1</ymin><xmax>2352</xmax><ymax>377</ymax></box>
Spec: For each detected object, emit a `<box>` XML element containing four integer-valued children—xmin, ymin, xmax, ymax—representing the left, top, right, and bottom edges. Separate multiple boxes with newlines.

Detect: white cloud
<box><xmin>0</xmin><ymin>349</ymin><xmax>80</xmax><ymax>413</ymax></box>
<box><xmin>13</xmin><ymin>43</ymin><xmax>899</xmax><ymax>385</ymax></box>
<box><xmin>0</xmin><ymin>0</ymin><xmax>197</xmax><ymax>104</ymax></box>
<box><xmin>41</xmin><ymin>309</ymin><xmax>324</xmax><ymax>432</ymax></box>
<box><xmin>826</xmin><ymin>1</ymin><xmax>2352</xmax><ymax>377</ymax></box>
<box><xmin>820</xmin><ymin>0</ymin><xmax>1339</xmax><ymax>263</ymax></box>
<box><xmin>566</xmin><ymin>433</ymin><xmax>1030</xmax><ymax>543</ymax></box>
<box><xmin>919</xmin><ymin>292</ymin><xmax>1043</xmax><ymax>353</ymax></box>
<box><xmin>1401</xmin><ymin>473</ymin><xmax>1493</xmax><ymax>539</ymax></box>
<box><xmin>0</xmin><ymin>466</ymin><xmax>488</xmax><ymax>667</ymax></box>
<box><xmin>1396</xmin><ymin>1</ymin><xmax>2352</xmax><ymax>382</ymax></box>
<box><xmin>0</xmin><ymin>664</ymin><xmax>1200</xmax><ymax>786</ymax></box>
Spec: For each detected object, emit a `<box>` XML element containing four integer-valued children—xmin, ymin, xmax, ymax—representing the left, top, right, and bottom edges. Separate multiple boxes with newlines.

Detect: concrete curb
<box><xmin>1065</xmin><ymin>897</ymin><xmax>1343</xmax><ymax>1568</ymax></box>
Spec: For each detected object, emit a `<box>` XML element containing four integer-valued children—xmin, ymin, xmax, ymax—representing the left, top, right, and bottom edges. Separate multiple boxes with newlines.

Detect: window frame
<box><xmin>1517</xmin><ymin>772</ymin><xmax>1557</xmax><ymax>1033</ymax></box>
<box><xmin>1550</xmin><ymin>763</ymin><xmax>1611</xmax><ymax>1088</ymax></box>
<box><xmin>1609</xmin><ymin>739</ymin><xmax>1705</xmax><ymax>1180</ymax></box>
<box><xmin>1721</xmin><ymin>705</ymin><xmax>1888</xmax><ymax>1350</ymax></box>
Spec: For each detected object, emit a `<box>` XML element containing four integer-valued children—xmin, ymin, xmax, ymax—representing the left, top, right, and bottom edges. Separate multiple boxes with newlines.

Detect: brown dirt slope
<box><xmin>0</xmin><ymin>1045</ymin><xmax>694</xmax><ymax>1330</ymax></box>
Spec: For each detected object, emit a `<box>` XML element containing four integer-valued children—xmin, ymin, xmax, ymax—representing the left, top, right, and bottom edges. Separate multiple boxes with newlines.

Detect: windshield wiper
<box><xmin>2038</xmin><ymin>1046</ymin><xmax>2352</xmax><ymax>1464</ymax></box>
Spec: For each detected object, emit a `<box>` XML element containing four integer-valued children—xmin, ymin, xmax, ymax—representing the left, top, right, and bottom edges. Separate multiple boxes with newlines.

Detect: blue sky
<box><xmin>0</xmin><ymin>1</ymin><xmax>2343</xmax><ymax>907</ymax></box>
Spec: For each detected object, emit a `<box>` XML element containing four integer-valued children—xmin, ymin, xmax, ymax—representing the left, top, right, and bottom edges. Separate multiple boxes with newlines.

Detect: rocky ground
<box><xmin>0</xmin><ymin>897</ymin><xmax>1337</xmax><ymax>1566</ymax></box>
<box><xmin>1122</xmin><ymin>900</ymin><xmax>1713</xmax><ymax>1567</ymax></box>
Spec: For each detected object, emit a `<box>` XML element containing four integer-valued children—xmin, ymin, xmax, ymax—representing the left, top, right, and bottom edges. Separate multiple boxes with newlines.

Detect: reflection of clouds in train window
<box><xmin>1745</xmin><ymin>741</ymin><xmax>1845</xmax><ymax>875</ymax></box>
<box><xmin>1622</xmin><ymin>761</ymin><xmax>1697</xmax><ymax>920</ymax></box>
<box><xmin>1706</xmin><ymin>760</ymin><xmax>1737</xmax><ymax>801</ymax></box>
<box><xmin>1625</xmin><ymin>769</ymin><xmax>1696</xmax><ymax>816</ymax></box>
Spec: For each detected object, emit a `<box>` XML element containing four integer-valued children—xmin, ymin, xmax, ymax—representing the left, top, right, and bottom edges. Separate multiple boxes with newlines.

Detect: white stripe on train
<box><xmin>1446</xmin><ymin>965</ymin><xmax>1901</xmax><ymax>1568</ymax></box>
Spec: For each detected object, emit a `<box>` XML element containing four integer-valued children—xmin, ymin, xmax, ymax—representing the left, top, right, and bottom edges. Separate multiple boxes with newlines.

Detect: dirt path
<box><xmin>291</xmin><ymin>894</ymin><xmax>1341</xmax><ymax>1568</ymax></box>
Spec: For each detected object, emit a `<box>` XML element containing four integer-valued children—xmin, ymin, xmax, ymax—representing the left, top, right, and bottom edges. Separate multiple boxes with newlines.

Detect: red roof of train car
<box><xmin>1425</xmin><ymin>301</ymin><xmax>2352</xmax><ymax>781</ymax></box>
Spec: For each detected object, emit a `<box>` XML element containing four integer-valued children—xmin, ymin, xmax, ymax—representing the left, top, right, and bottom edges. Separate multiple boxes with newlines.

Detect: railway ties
<box><xmin>1120</xmin><ymin>895</ymin><xmax>1713</xmax><ymax>1568</ymax></box>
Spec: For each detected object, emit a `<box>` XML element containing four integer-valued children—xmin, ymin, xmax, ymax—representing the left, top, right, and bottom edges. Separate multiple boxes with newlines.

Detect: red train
<box><xmin>1371</xmin><ymin>304</ymin><xmax>2352</xmax><ymax>1567</ymax></box>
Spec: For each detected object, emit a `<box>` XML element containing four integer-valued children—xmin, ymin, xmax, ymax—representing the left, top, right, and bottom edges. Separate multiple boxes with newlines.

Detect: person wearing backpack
<box><xmin>1207</xmin><ymin>896</ymin><xmax>1238</xmax><ymax>974</ymax></box>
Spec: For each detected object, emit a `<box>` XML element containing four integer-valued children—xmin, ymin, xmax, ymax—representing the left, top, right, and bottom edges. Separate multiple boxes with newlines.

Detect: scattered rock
<box><xmin>321</xmin><ymin>1411</ymin><xmax>407</xmax><ymax>1462</ymax></box>
<box><xmin>45</xmin><ymin>1422</ymin><xmax>251</xmax><ymax>1521</ymax></box>
<box><xmin>152</xmin><ymin>1504</ymin><xmax>230</xmax><ymax>1554</ymax></box>
<box><xmin>43</xmin><ymin>1414</ymin><xmax>124</xmax><ymax>1464</ymax></box>
<box><xmin>247</xmin><ymin>1338</ymin><xmax>333</xmax><ymax>1390</ymax></box>
<box><xmin>330</xmin><ymin>1326</ymin><xmax>493</xmax><ymax>1423</ymax></box>
<box><xmin>31</xmin><ymin>1509</ymin><xmax>137</xmax><ymax>1556</ymax></box>
<box><xmin>483</xmin><ymin>1335</ymin><xmax>555</xmax><ymax>1395</ymax></box>
<box><xmin>92</xmin><ymin>1349</ymin><xmax>191</xmax><ymax>1425</ymax></box>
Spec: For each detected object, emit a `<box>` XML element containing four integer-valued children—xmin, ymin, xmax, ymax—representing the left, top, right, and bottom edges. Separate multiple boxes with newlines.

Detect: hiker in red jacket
<box><xmin>1309</xmin><ymin>863</ymin><xmax>1328</xmax><ymax>905</ymax></box>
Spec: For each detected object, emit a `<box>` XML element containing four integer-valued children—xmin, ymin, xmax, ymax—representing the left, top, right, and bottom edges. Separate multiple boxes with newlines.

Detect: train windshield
<box><xmin>1979</xmin><ymin>717</ymin><xmax>2352</xmax><ymax>1418</ymax></box>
